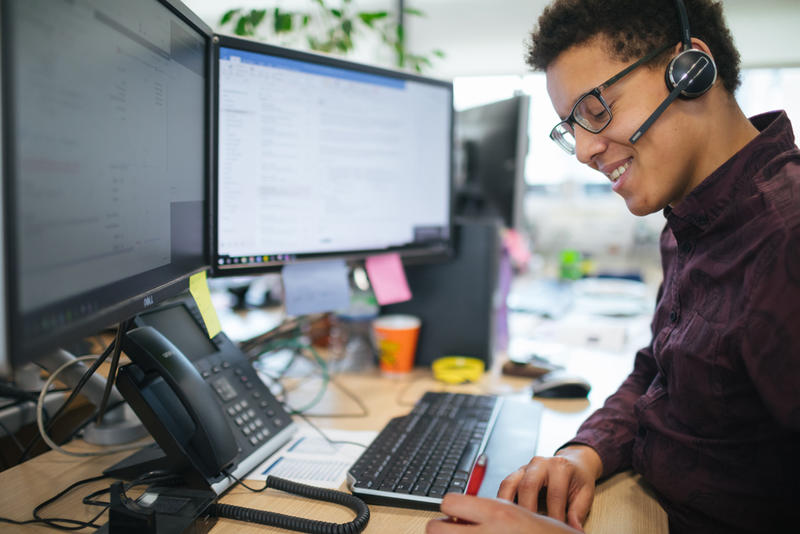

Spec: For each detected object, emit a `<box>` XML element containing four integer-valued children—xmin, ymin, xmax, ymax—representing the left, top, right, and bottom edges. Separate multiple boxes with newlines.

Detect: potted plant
<box><xmin>218</xmin><ymin>0</ymin><xmax>444</xmax><ymax>73</ymax></box>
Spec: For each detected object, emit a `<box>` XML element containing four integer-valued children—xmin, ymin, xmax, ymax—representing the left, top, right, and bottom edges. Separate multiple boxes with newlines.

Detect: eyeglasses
<box><xmin>550</xmin><ymin>43</ymin><xmax>672</xmax><ymax>155</ymax></box>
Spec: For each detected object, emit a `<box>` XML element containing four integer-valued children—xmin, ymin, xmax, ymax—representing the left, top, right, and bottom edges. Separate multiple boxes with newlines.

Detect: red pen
<box><xmin>466</xmin><ymin>452</ymin><xmax>488</xmax><ymax>496</ymax></box>
<box><xmin>444</xmin><ymin>452</ymin><xmax>488</xmax><ymax>524</ymax></box>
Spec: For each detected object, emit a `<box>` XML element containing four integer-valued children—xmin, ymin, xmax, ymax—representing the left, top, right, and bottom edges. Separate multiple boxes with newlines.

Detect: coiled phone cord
<box><xmin>210</xmin><ymin>475</ymin><xmax>370</xmax><ymax>534</ymax></box>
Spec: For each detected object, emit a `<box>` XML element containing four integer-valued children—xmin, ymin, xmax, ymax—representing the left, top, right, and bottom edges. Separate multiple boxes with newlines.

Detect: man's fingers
<box><xmin>566</xmin><ymin>485</ymin><xmax>594</xmax><ymax>531</ymax></box>
<box><xmin>438</xmin><ymin>493</ymin><xmax>487</xmax><ymax>524</ymax></box>
<box><xmin>544</xmin><ymin>467</ymin><xmax>570</xmax><ymax>522</ymax></box>
<box><xmin>496</xmin><ymin>465</ymin><xmax>526</xmax><ymax>501</ymax></box>
<box><xmin>515</xmin><ymin>464</ymin><xmax>547</xmax><ymax>512</ymax></box>
<box><xmin>566</xmin><ymin>509</ymin><xmax>586</xmax><ymax>533</ymax></box>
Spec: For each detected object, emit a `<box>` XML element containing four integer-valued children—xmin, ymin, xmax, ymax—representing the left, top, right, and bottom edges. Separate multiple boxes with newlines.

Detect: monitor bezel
<box><xmin>1</xmin><ymin>0</ymin><xmax>214</xmax><ymax>372</ymax></box>
<box><xmin>210</xmin><ymin>34</ymin><xmax>455</xmax><ymax>276</ymax></box>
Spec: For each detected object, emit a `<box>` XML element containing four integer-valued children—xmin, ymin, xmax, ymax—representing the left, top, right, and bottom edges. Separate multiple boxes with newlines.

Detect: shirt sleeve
<box><xmin>561</xmin><ymin>343</ymin><xmax>658</xmax><ymax>477</ymax></box>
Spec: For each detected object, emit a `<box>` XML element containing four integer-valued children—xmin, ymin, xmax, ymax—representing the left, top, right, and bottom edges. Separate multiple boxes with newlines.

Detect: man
<box><xmin>427</xmin><ymin>1</ymin><xmax>800</xmax><ymax>533</ymax></box>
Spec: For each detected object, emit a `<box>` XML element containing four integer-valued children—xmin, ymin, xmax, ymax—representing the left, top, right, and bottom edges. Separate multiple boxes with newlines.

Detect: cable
<box><xmin>213</xmin><ymin>474</ymin><xmax>370</xmax><ymax>534</ymax></box>
<box><xmin>18</xmin><ymin>341</ymin><xmax>116</xmax><ymax>462</ymax></box>
<box><xmin>300</xmin><ymin>376</ymin><xmax>369</xmax><ymax>418</ymax></box>
<box><xmin>95</xmin><ymin>320</ymin><xmax>128</xmax><ymax>424</ymax></box>
<box><xmin>81</xmin><ymin>470</ymin><xmax>182</xmax><ymax>507</ymax></box>
<box><xmin>295</xmin><ymin>412</ymin><xmax>368</xmax><ymax>450</ymax></box>
<box><xmin>0</xmin><ymin>474</ymin><xmax>110</xmax><ymax>531</ymax></box>
<box><xmin>257</xmin><ymin>334</ymin><xmax>369</xmax><ymax>417</ymax></box>
<box><xmin>36</xmin><ymin>355</ymin><xmax>152</xmax><ymax>457</ymax></box>
<box><xmin>62</xmin><ymin>400</ymin><xmax>126</xmax><ymax>444</ymax></box>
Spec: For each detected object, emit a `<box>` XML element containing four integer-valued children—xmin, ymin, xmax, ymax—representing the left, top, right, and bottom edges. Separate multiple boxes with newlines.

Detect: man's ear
<box><xmin>689</xmin><ymin>37</ymin><xmax>714</xmax><ymax>62</ymax></box>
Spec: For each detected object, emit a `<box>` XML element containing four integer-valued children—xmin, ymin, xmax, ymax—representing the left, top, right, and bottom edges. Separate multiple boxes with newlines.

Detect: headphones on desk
<box><xmin>629</xmin><ymin>0</ymin><xmax>718</xmax><ymax>143</ymax></box>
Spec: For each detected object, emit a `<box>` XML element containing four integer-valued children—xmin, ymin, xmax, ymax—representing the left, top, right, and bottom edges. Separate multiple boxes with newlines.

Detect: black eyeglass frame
<box><xmin>550</xmin><ymin>43</ymin><xmax>673</xmax><ymax>154</ymax></box>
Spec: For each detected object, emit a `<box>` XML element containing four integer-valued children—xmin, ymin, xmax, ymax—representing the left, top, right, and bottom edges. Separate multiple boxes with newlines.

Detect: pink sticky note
<box><xmin>365</xmin><ymin>253</ymin><xmax>412</xmax><ymax>305</ymax></box>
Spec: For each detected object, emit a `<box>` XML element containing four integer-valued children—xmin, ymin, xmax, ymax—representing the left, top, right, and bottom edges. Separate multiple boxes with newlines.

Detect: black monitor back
<box><xmin>382</xmin><ymin>219</ymin><xmax>502</xmax><ymax>368</ymax></box>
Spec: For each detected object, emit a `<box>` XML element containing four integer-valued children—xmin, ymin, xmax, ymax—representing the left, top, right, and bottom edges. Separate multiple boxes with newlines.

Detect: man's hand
<box><xmin>426</xmin><ymin>494</ymin><xmax>582</xmax><ymax>534</ymax></box>
<box><xmin>496</xmin><ymin>445</ymin><xmax>603</xmax><ymax>531</ymax></box>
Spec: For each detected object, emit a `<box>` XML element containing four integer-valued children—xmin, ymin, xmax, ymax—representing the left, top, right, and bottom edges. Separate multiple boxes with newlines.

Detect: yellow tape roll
<box><xmin>432</xmin><ymin>356</ymin><xmax>485</xmax><ymax>384</ymax></box>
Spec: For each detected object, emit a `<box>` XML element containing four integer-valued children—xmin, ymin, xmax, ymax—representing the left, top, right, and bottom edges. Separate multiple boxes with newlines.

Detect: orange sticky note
<box><xmin>365</xmin><ymin>253</ymin><xmax>412</xmax><ymax>305</ymax></box>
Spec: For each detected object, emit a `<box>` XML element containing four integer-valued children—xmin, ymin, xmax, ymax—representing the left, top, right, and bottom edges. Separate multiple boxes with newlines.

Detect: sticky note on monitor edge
<box><xmin>189</xmin><ymin>270</ymin><xmax>222</xmax><ymax>338</ymax></box>
<box><xmin>365</xmin><ymin>253</ymin><xmax>412</xmax><ymax>306</ymax></box>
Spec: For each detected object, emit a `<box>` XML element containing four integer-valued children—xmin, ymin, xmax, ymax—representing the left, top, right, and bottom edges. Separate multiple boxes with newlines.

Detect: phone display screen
<box><xmin>137</xmin><ymin>305</ymin><xmax>218</xmax><ymax>362</ymax></box>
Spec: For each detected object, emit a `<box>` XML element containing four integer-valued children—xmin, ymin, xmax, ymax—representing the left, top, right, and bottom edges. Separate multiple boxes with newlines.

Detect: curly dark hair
<box><xmin>527</xmin><ymin>0</ymin><xmax>741</xmax><ymax>94</ymax></box>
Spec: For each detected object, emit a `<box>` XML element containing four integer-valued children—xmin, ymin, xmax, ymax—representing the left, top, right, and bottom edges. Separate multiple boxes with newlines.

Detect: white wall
<box><xmin>184</xmin><ymin>0</ymin><xmax>800</xmax><ymax>78</ymax></box>
<box><xmin>406</xmin><ymin>0</ymin><xmax>800</xmax><ymax>79</ymax></box>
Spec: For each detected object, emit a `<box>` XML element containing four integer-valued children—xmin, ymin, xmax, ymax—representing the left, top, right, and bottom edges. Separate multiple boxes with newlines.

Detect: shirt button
<box><xmin>669</xmin><ymin>310</ymin><xmax>678</xmax><ymax>323</ymax></box>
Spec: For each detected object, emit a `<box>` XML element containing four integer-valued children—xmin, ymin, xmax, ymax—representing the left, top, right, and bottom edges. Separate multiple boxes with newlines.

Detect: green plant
<box><xmin>218</xmin><ymin>0</ymin><xmax>444</xmax><ymax>73</ymax></box>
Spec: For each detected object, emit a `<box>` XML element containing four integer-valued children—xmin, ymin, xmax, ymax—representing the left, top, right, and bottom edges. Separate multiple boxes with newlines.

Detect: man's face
<box><xmin>546</xmin><ymin>37</ymin><xmax>705</xmax><ymax>216</ymax></box>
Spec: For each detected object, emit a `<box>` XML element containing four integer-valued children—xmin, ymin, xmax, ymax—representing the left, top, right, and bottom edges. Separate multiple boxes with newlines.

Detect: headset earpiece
<box><xmin>665</xmin><ymin>48</ymin><xmax>717</xmax><ymax>98</ymax></box>
<box><xmin>629</xmin><ymin>0</ymin><xmax>720</xmax><ymax>144</ymax></box>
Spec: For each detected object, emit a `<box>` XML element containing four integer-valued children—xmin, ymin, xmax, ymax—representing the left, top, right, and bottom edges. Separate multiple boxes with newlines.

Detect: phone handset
<box><xmin>121</xmin><ymin>326</ymin><xmax>239</xmax><ymax>481</ymax></box>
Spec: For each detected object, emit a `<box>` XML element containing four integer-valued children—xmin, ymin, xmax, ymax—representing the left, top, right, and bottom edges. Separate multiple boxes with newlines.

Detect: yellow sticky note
<box><xmin>189</xmin><ymin>271</ymin><xmax>222</xmax><ymax>339</ymax></box>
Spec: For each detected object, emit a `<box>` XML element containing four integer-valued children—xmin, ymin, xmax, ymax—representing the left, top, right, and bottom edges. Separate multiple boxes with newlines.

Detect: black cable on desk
<box><xmin>0</xmin><ymin>474</ymin><xmax>110</xmax><ymax>531</ymax></box>
<box><xmin>212</xmin><ymin>475</ymin><xmax>370</xmax><ymax>534</ymax></box>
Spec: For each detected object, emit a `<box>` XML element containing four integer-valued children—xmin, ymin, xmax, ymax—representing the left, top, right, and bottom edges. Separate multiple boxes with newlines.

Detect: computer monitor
<box><xmin>1</xmin><ymin>0</ymin><xmax>212</xmax><ymax>377</ymax></box>
<box><xmin>212</xmin><ymin>36</ymin><xmax>454</xmax><ymax>274</ymax></box>
<box><xmin>454</xmin><ymin>95</ymin><xmax>530</xmax><ymax>230</ymax></box>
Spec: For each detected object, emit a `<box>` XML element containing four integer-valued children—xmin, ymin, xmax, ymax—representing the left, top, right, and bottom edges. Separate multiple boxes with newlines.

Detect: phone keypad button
<box><xmin>249</xmin><ymin>436</ymin><xmax>259</xmax><ymax>446</ymax></box>
<box><xmin>227</xmin><ymin>406</ymin><xmax>237</xmax><ymax>416</ymax></box>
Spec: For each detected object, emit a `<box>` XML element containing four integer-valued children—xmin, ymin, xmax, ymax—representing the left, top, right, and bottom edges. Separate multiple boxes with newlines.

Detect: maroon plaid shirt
<box><xmin>569</xmin><ymin>111</ymin><xmax>800</xmax><ymax>533</ymax></box>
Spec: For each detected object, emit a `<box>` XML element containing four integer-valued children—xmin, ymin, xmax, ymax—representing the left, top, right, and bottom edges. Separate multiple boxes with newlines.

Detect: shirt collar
<box><xmin>664</xmin><ymin>110</ymin><xmax>796</xmax><ymax>237</ymax></box>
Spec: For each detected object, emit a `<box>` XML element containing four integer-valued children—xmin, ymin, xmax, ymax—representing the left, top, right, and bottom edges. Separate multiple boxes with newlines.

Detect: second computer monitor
<box><xmin>213</xmin><ymin>36</ymin><xmax>453</xmax><ymax>274</ymax></box>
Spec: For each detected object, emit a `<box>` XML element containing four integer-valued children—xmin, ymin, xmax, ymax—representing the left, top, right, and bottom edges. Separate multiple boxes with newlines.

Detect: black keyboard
<box><xmin>348</xmin><ymin>391</ymin><xmax>501</xmax><ymax>509</ymax></box>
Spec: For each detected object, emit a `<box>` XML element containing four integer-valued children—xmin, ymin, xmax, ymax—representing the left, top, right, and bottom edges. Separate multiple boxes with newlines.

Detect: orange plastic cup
<box><xmin>373</xmin><ymin>315</ymin><xmax>421</xmax><ymax>375</ymax></box>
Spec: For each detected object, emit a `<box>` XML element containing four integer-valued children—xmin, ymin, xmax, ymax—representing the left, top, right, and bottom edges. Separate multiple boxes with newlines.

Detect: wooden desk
<box><xmin>0</xmin><ymin>366</ymin><xmax>667</xmax><ymax>533</ymax></box>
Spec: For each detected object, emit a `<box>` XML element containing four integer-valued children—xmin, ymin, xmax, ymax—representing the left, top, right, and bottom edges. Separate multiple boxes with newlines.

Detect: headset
<box><xmin>629</xmin><ymin>0</ymin><xmax>718</xmax><ymax>143</ymax></box>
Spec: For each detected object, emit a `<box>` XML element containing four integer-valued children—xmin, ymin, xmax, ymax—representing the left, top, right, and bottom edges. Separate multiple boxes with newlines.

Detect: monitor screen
<box><xmin>213</xmin><ymin>36</ymin><xmax>453</xmax><ymax>273</ymax></box>
<box><xmin>455</xmin><ymin>95</ymin><xmax>530</xmax><ymax>230</ymax></box>
<box><xmin>1</xmin><ymin>0</ymin><xmax>211</xmax><ymax>372</ymax></box>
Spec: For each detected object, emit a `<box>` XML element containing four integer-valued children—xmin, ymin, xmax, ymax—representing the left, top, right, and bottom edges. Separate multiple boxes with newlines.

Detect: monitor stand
<box><xmin>36</xmin><ymin>348</ymin><xmax>148</xmax><ymax>446</ymax></box>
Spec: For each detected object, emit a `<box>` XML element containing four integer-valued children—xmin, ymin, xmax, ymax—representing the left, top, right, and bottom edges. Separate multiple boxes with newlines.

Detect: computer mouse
<box><xmin>531</xmin><ymin>372</ymin><xmax>591</xmax><ymax>399</ymax></box>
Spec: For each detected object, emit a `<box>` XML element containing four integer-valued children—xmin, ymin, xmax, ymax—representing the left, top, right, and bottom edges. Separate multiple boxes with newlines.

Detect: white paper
<box><xmin>247</xmin><ymin>427</ymin><xmax>377</xmax><ymax>489</ymax></box>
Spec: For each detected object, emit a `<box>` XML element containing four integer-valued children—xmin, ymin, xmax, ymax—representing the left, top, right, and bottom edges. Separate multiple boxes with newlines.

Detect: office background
<box><xmin>184</xmin><ymin>0</ymin><xmax>800</xmax><ymax>289</ymax></box>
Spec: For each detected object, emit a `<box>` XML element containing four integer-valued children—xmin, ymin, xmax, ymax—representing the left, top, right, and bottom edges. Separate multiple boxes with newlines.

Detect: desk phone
<box><xmin>112</xmin><ymin>299</ymin><xmax>296</xmax><ymax>494</ymax></box>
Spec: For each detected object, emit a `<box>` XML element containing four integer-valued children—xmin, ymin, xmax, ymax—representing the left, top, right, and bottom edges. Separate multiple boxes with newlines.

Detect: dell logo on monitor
<box><xmin>143</xmin><ymin>295</ymin><xmax>155</xmax><ymax>308</ymax></box>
